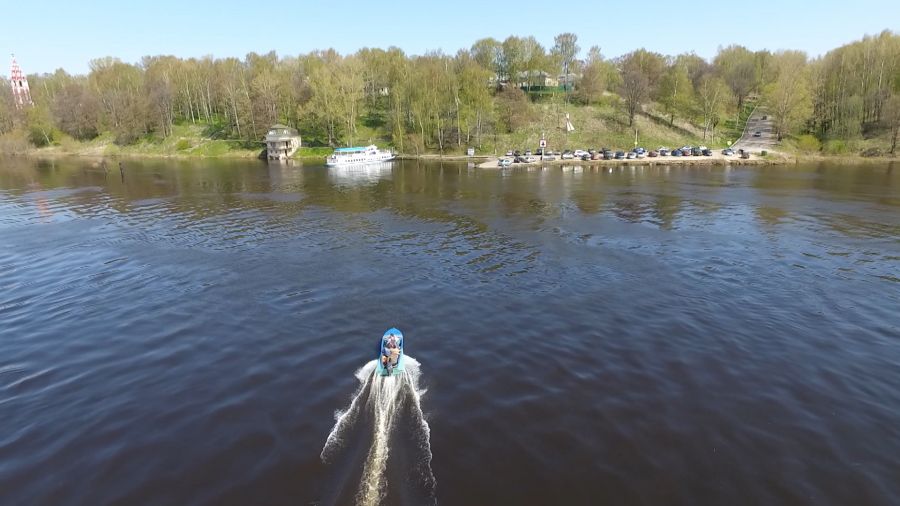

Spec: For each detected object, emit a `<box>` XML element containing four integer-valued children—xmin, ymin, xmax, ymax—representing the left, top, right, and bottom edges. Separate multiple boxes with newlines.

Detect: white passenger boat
<box><xmin>326</xmin><ymin>145</ymin><xmax>394</xmax><ymax>166</ymax></box>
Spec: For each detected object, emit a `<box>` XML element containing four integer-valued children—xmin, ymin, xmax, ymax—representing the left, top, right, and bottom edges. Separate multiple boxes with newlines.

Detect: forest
<box><xmin>1</xmin><ymin>31</ymin><xmax>898</xmax><ymax>156</ymax></box>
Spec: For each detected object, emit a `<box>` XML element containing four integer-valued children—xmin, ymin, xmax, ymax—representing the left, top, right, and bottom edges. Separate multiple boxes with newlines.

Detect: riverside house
<box><xmin>265</xmin><ymin>125</ymin><xmax>300</xmax><ymax>160</ymax></box>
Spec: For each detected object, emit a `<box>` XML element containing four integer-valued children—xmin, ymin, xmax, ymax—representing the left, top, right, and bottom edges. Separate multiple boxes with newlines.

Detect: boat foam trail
<box><xmin>321</xmin><ymin>356</ymin><xmax>435</xmax><ymax>506</ymax></box>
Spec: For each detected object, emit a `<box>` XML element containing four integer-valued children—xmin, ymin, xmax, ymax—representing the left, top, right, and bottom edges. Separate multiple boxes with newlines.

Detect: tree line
<box><xmin>1</xmin><ymin>30</ymin><xmax>898</xmax><ymax>154</ymax></box>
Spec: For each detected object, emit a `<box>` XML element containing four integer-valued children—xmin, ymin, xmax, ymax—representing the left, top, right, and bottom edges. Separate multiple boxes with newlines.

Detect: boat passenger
<box><xmin>388</xmin><ymin>342</ymin><xmax>400</xmax><ymax>365</ymax></box>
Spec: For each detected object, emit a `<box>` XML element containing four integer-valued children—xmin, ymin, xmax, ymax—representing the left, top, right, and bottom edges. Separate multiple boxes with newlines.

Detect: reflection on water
<box><xmin>1</xmin><ymin>156</ymin><xmax>899</xmax><ymax>505</ymax></box>
<box><xmin>328</xmin><ymin>162</ymin><xmax>395</xmax><ymax>187</ymax></box>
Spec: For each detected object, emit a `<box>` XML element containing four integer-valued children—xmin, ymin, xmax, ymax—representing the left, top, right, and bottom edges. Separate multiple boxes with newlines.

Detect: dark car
<box><xmin>648</xmin><ymin>150</ymin><xmax>659</xmax><ymax>158</ymax></box>
<box><xmin>535</xmin><ymin>148</ymin><xmax>544</xmax><ymax>156</ymax></box>
<box><xmin>722</xmin><ymin>148</ymin><xmax>735</xmax><ymax>156</ymax></box>
<box><xmin>702</xmin><ymin>148</ymin><xmax>712</xmax><ymax>156</ymax></box>
<box><xmin>514</xmin><ymin>150</ymin><xmax>521</xmax><ymax>157</ymax></box>
<box><xmin>691</xmin><ymin>147</ymin><xmax>702</xmax><ymax>156</ymax></box>
<box><xmin>614</xmin><ymin>151</ymin><xmax>625</xmax><ymax>160</ymax></box>
<box><xmin>603</xmin><ymin>151</ymin><xmax>614</xmax><ymax>160</ymax></box>
<box><xmin>672</xmin><ymin>149</ymin><xmax>683</xmax><ymax>157</ymax></box>
<box><xmin>753</xmin><ymin>131</ymin><xmax>762</xmax><ymax>137</ymax></box>
<box><xmin>762</xmin><ymin>115</ymin><xmax>767</xmax><ymax>120</ymax></box>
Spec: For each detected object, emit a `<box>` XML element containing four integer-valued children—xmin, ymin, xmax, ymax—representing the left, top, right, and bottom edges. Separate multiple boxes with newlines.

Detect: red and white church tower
<box><xmin>9</xmin><ymin>54</ymin><xmax>32</xmax><ymax>109</ymax></box>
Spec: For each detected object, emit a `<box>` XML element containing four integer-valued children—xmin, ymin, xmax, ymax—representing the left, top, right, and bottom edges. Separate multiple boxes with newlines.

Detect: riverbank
<box><xmin>7</xmin><ymin>148</ymin><xmax>896</xmax><ymax>167</ymax></box>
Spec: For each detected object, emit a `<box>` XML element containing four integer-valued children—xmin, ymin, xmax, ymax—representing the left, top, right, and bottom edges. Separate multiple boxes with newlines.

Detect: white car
<box><xmin>573</xmin><ymin>150</ymin><xmax>588</xmax><ymax>158</ymax></box>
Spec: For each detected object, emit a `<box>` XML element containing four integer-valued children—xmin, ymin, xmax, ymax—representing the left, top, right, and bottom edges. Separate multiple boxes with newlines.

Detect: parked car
<box><xmin>604</xmin><ymin>151</ymin><xmax>615</xmax><ymax>160</ymax></box>
<box><xmin>648</xmin><ymin>150</ymin><xmax>659</xmax><ymax>158</ymax></box>
<box><xmin>505</xmin><ymin>150</ymin><xmax>514</xmax><ymax>156</ymax></box>
<box><xmin>626</xmin><ymin>152</ymin><xmax>636</xmax><ymax>159</ymax></box>
<box><xmin>545</xmin><ymin>150</ymin><xmax>554</xmax><ymax>156</ymax></box>
<box><xmin>722</xmin><ymin>148</ymin><xmax>735</xmax><ymax>156</ymax></box>
<box><xmin>702</xmin><ymin>148</ymin><xmax>712</xmax><ymax>156</ymax></box>
<box><xmin>681</xmin><ymin>146</ymin><xmax>693</xmax><ymax>153</ymax></box>
<box><xmin>543</xmin><ymin>155</ymin><xmax>556</xmax><ymax>161</ymax></box>
<box><xmin>514</xmin><ymin>150</ymin><xmax>521</xmax><ymax>157</ymax></box>
<box><xmin>498</xmin><ymin>158</ymin><xmax>512</xmax><ymax>167</ymax></box>
<box><xmin>525</xmin><ymin>150</ymin><xmax>533</xmax><ymax>156</ymax></box>
<box><xmin>561</xmin><ymin>150</ymin><xmax>574</xmax><ymax>160</ymax></box>
<box><xmin>581</xmin><ymin>154</ymin><xmax>592</xmax><ymax>161</ymax></box>
<box><xmin>691</xmin><ymin>147</ymin><xmax>702</xmax><ymax>156</ymax></box>
<box><xmin>672</xmin><ymin>149</ymin><xmax>683</xmax><ymax>157</ymax></box>
<box><xmin>634</xmin><ymin>147</ymin><xmax>646</xmax><ymax>155</ymax></box>
<box><xmin>535</xmin><ymin>148</ymin><xmax>544</xmax><ymax>156</ymax></box>
<box><xmin>524</xmin><ymin>155</ymin><xmax>537</xmax><ymax>163</ymax></box>
<box><xmin>741</xmin><ymin>150</ymin><xmax>751</xmax><ymax>159</ymax></box>
<box><xmin>614</xmin><ymin>151</ymin><xmax>625</xmax><ymax>159</ymax></box>
<box><xmin>635</xmin><ymin>151</ymin><xmax>646</xmax><ymax>159</ymax></box>
<box><xmin>591</xmin><ymin>151</ymin><xmax>602</xmax><ymax>160</ymax></box>
<box><xmin>658</xmin><ymin>148</ymin><xmax>669</xmax><ymax>156</ymax></box>
<box><xmin>573</xmin><ymin>149</ymin><xmax>588</xmax><ymax>158</ymax></box>
<box><xmin>753</xmin><ymin>131</ymin><xmax>762</xmax><ymax>137</ymax></box>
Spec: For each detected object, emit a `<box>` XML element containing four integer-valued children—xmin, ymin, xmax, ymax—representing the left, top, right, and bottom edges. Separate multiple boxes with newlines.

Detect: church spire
<box><xmin>10</xmin><ymin>54</ymin><xmax>33</xmax><ymax>109</ymax></box>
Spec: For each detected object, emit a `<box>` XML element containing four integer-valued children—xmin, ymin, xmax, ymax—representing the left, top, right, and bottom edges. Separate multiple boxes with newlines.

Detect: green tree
<box><xmin>618</xmin><ymin>51</ymin><xmax>653</xmax><ymax>126</ymax></box>
<box><xmin>656</xmin><ymin>63</ymin><xmax>694</xmax><ymax>125</ymax></box>
<box><xmin>471</xmin><ymin>38</ymin><xmax>503</xmax><ymax>84</ymax></box>
<box><xmin>696</xmin><ymin>74</ymin><xmax>732</xmax><ymax>140</ymax></box>
<box><xmin>763</xmin><ymin>51</ymin><xmax>813</xmax><ymax>139</ymax></box>
<box><xmin>714</xmin><ymin>45</ymin><xmax>758</xmax><ymax>108</ymax></box>
<box><xmin>25</xmin><ymin>103</ymin><xmax>56</xmax><ymax>146</ymax></box>
<box><xmin>495</xmin><ymin>86</ymin><xmax>531</xmax><ymax>133</ymax></box>
<box><xmin>52</xmin><ymin>80</ymin><xmax>100</xmax><ymax>140</ymax></box>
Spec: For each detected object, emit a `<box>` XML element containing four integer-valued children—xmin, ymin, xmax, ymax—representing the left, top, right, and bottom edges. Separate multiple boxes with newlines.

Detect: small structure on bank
<box><xmin>265</xmin><ymin>125</ymin><xmax>300</xmax><ymax>160</ymax></box>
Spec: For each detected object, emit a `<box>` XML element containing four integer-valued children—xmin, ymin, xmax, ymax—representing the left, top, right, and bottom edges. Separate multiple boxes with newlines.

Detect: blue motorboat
<box><xmin>376</xmin><ymin>328</ymin><xmax>404</xmax><ymax>376</ymax></box>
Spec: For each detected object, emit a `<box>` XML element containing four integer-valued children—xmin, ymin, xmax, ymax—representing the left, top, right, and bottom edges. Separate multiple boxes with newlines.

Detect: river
<box><xmin>1</xmin><ymin>157</ymin><xmax>898</xmax><ymax>505</ymax></box>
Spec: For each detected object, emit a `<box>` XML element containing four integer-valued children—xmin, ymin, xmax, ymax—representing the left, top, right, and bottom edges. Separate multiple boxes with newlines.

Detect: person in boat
<box><xmin>388</xmin><ymin>340</ymin><xmax>400</xmax><ymax>366</ymax></box>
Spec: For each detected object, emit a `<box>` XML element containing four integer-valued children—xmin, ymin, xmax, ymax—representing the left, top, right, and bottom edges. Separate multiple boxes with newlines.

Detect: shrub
<box><xmin>796</xmin><ymin>134</ymin><xmax>821</xmax><ymax>154</ymax></box>
<box><xmin>175</xmin><ymin>139</ymin><xmax>191</xmax><ymax>151</ymax></box>
<box><xmin>823</xmin><ymin>140</ymin><xmax>851</xmax><ymax>155</ymax></box>
<box><xmin>0</xmin><ymin>130</ymin><xmax>30</xmax><ymax>154</ymax></box>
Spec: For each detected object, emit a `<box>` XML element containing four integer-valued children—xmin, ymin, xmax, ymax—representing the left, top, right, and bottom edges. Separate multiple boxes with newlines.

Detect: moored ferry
<box><xmin>326</xmin><ymin>145</ymin><xmax>394</xmax><ymax>166</ymax></box>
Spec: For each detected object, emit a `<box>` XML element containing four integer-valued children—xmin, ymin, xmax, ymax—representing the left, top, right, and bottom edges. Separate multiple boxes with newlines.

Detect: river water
<box><xmin>1</xmin><ymin>157</ymin><xmax>898</xmax><ymax>505</ymax></box>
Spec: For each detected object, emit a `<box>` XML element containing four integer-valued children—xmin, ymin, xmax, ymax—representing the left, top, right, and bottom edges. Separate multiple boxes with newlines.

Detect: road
<box><xmin>733</xmin><ymin>108</ymin><xmax>779</xmax><ymax>153</ymax></box>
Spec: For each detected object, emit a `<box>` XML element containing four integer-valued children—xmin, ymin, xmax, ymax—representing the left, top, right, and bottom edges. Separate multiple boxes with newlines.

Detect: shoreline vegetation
<box><xmin>1</xmin><ymin>31</ymin><xmax>898</xmax><ymax>164</ymax></box>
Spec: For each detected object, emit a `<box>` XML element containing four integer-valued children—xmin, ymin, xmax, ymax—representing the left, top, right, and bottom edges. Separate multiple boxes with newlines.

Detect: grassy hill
<box><xmin>8</xmin><ymin>98</ymin><xmax>753</xmax><ymax>160</ymax></box>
